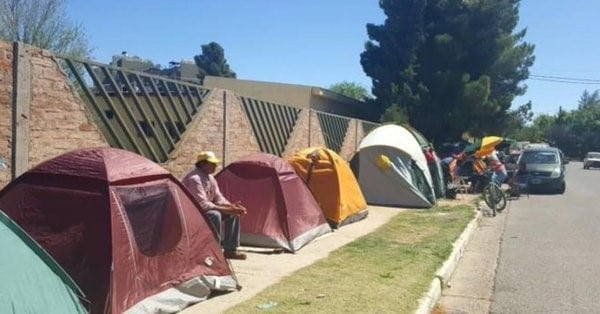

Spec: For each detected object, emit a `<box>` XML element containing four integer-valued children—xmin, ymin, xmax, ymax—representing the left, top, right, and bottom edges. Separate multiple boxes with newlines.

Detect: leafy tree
<box><xmin>328</xmin><ymin>81</ymin><xmax>370</xmax><ymax>101</ymax></box>
<box><xmin>380</xmin><ymin>104</ymin><xmax>409</xmax><ymax>125</ymax></box>
<box><xmin>503</xmin><ymin>101</ymin><xmax>533</xmax><ymax>139</ymax></box>
<box><xmin>194</xmin><ymin>42</ymin><xmax>236</xmax><ymax>83</ymax></box>
<box><xmin>0</xmin><ymin>0</ymin><xmax>90</xmax><ymax>58</ymax></box>
<box><xmin>578</xmin><ymin>89</ymin><xmax>600</xmax><ymax>109</ymax></box>
<box><xmin>361</xmin><ymin>0</ymin><xmax>534</xmax><ymax>143</ymax></box>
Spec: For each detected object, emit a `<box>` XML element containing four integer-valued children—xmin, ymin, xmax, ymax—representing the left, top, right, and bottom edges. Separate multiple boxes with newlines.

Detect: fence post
<box><xmin>222</xmin><ymin>90</ymin><xmax>227</xmax><ymax>166</ymax></box>
<box><xmin>11</xmin><ymin>42</ymin><xmax>31</xmax><ymax>180</ymax></box>
<box><xmin>355</xmin><ymin>120</ymin><xmax>358</xmax><ymax>152</ymax></box>
<box><xmin>308</xmin><ymin>109</ymin><xmax>312</xmax><ymax>147</ymax></box>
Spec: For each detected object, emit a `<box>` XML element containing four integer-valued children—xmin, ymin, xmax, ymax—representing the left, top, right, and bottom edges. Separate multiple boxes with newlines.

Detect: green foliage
<box><xmin>503</xmin><ymin>101</ymin><xmax>534</xmax><ymax>139</ymax></box>
<box><xmin>0</xmin><ymin>0</ymin><xmax>91</xmax><ymax>58</ymax></box>
<box><xmin>328</xmin><ymin>81</ymin><xmax>371</xmax><ymax>101</ymax></box>
<box><xmin>511</xmin><ymin>90</ymin><xmax>600</xmax><ymax>157</ymax></box>
<box><xmin>380</xmin><ymin>104</ymin><xmax>409</xmax><ymax>125</ymax></box>
<box><xmin>194</xmin><ymin>42</ymin><xmax>236</xmax><ymax>83</ymax></box>
<box><xmin>578</xmin><ymin>90</ymin><xmax>600</xmax><ymax>109</ymax></box>
<box><xmin>361</xmin><ymin>0</ymin><xmax>534</xmax><ymax>143</ymax></box>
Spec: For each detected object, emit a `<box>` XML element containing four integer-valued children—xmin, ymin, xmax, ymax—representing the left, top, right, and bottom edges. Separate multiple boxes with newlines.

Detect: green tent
<box><xmin>0</xmin><ymin>211</ymin><xmax>87</xmax><ymax>313</ymax></box>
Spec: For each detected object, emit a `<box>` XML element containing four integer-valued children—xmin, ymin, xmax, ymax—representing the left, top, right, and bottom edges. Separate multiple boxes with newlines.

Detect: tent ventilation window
<box><xmin>117</xmin><ymin>185</ymin><xmax>183</xmax><ymax>256</ymax></box>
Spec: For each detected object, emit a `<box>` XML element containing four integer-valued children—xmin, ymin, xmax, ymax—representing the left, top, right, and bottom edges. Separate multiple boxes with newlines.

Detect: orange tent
<box><xmin>288</xmin><ymin>147</ymin><xmax>368</xmax><ymax>228</ymax></box>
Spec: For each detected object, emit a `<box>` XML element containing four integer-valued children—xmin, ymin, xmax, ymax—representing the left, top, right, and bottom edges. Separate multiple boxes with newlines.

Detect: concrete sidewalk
<box><xmin>181</xmin><ymin>205</ymin><xmax>403</xmax><ymax>314</ymax></box>
<box><xmin>436</xmin><ymin>202</ymin><xmax>506</xmax><ymax>313</ymax></box>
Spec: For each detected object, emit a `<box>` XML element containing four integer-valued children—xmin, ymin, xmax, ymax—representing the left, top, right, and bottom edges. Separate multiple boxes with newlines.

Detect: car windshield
<box><xmin>587</xmin><ymin>153</ymin><xmax>600</xmax><ymax>159</ymax></box>
<box><xmin>520</xmin><ymin>151</ymin><xmax>558</xmax><ymax>164</ymax></box>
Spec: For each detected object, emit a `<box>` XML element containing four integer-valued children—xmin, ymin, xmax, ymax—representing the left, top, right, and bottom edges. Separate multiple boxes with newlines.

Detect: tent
<box><xmin>403</xmin><ymin>125</ymin><xmax>446</xmax><ymax>199</ymax></box>
<box><xmin>0</xmin><ymin>148</ymin><xmax>238</xmax><ymax>314</ymax></box>
<box><xmin>0</xmin><ymin>211</ymin><xmax>87</xmax><ymax>314</ymax></box>
<box><xmin>287</xmin><ymin>147</ymin><xmax>368</xmax><ymax>228</ymax></box>
<box><xmin>216</xmin><ymin>153</ymin><xmax>331</xmax><ymax>253</ymax></box>
<box><xmin>350</xmin><ymin>124</ymin><xmax>436</xmax><ymax>208</ymax></box>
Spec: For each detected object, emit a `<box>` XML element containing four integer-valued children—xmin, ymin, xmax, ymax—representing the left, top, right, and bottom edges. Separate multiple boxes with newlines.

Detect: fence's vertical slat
<box><xmin>100</xmin><ymin>67</ymin><xmax>156</xmax><ymax>159</ymax></box>
<box><xmin>118</xmin><ymin>72</ymin><xmax>167</xmax><ymax>161</ymax></box>
<box><xmin>64</xmin><ymin>59</ymin><xmax>123</xmax><ymax>148</ymax></box>
<box><xmin>133</xmin><ymin>74</ymin><xmax>176</xmax><ymax>150</ymax></box>
<box><xmin>161</xmin><ymin>81</ymin><xmax>188</xmax><ymax>130</ymax></box>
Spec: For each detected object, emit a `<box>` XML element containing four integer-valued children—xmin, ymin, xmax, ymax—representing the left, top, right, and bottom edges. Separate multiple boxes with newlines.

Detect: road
<box><xmin>438</xmin><ymin>161</ymin><xmax>600</xmax><ymax>313</ymax></box>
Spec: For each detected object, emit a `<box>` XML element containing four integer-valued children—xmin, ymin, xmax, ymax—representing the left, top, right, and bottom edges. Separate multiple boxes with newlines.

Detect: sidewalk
<box><xmin>182</xmin><ymin>205</ymin><xmax>403</xmax><ymax>314</ymax></box>
<box><xmin>436</xmin><ymin>202</ymin><xmax>506</xmax><ymax>313</ymax></box>
<box><xmin>182</xmin><ymin>195</ymin><xmax>479</xmax><ymax>314</ymax></box>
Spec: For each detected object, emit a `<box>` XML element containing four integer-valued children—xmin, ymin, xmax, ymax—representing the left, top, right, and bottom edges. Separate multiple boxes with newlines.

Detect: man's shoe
<box><xmin>224</xmin><ymin>250</ymin><xmax>247</xmax><ymax>260</ymax></box>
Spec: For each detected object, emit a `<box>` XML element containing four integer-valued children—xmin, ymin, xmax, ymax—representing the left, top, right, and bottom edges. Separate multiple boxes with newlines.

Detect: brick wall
<box><xmin>163</xmin><ymin>89</ymin><xmax>261</xmax><ymax>179</ymax></box>
<box><xmin>0</xmin><ymin>42</ymin><xmax>108</xmax><ymax>189</ymax></box>
<box><xmin>308</xmin><ymin>110</ymin><xmax>326</xmax><ymax>148</ymax></box>
<box><xmin>282</xmin><ymin>109</ymin><xmax>310</xmax><ymax>158</ymax></box>
<box><xmin>0</xmin><ymin>40</ymin><xmax>376</xmax><ymax>189</ymax></box>
<box><xmin>28</xmin><ymin>48</ymin><xmax>108</xmax><ymax>167</ymax></box>
<box><xmin>339</xmin><ymin>119</ymin><xmax>359</xmax><ymax>161</ymax></box>
<box><xmin>0</xmin><ymin>42</ymin><xmax>12</xmax><ymax>188</ymax></box>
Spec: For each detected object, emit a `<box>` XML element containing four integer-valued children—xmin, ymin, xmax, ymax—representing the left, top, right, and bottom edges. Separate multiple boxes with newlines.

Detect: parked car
<box><xmin>517</xmin><ymin>147</ymin><xmax>567</xmax><ymax>194</ymax></box>
<box><xmin>583</xmin><ymin>152</ymin><xmax>600</xmax><ymax>169</ymax></box>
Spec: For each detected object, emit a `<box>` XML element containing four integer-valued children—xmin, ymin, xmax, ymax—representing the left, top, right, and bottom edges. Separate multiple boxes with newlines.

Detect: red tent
<box><xmin>216</xmin><ymin>153</ymin><xmax>331</xmax><ymax>253</ymax></box>
<box><xmin>0</xmin><ymin>148</ymin><xmax>238</xmax><ymax>314</ymax></box>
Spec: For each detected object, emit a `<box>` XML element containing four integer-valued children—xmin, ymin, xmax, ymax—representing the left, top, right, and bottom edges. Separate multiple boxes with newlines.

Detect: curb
<box><xmin>414</xmin><ymin>206</ymin><xmax>482</xmax><ymax>314</ymax></box>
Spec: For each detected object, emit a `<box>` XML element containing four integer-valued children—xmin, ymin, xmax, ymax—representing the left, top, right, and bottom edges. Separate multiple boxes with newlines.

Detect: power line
<box><xmin>530</xmin><ymin>74</ymin><xmax>600</xmax><ymax>82</ymax></box>
<box><xmin>530</xmin><ymin>77</ymin><xmax>600</xmax><ymax>85</ymax></box>
<box><xmin>529</xmin><ymin>73</ymin><xmax>600</xmax><ymax>85</ymax></box>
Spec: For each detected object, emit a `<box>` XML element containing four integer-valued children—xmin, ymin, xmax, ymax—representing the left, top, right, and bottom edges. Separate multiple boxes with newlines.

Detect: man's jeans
<box><xmin>206</xmin><ymin>210</ymin><xmax>240</xmax><ymax>251</ymax></box>
<box><xmin>492</xmin><ymin>171</ymin><xmax>507</xmax><ymax>186</ymax></box>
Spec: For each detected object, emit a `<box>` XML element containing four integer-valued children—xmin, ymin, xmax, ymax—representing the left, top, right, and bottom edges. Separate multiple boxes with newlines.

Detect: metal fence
<box><xmin>56</xmin><ymin>55</ymin><xmax>380</xmax><ymax>162</ymax></box>
<box><xmin>58</xmin><ymin>55</ymin><xmax>210</xmax><ymax>162</ymax></box>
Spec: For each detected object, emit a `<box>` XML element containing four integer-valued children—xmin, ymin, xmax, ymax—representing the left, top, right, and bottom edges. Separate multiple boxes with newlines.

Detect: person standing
<box><xmin>182</xmin><ymin>151</ymin><xmax>247</xmax><ymax>260</ymax></box>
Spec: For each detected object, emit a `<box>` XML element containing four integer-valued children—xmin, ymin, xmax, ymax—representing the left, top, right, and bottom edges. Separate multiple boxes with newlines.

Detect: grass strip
<box><xmin>226</xmin><ymin>204</ymin><xmax>475</xmax><ymax>314</ymax></box>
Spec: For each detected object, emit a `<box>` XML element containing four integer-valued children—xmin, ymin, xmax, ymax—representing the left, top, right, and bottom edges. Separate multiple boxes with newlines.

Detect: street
<box><xmin>439</xmin><ymin>161</ymin><xmax>600</xmax><ymax>313</ymax></box>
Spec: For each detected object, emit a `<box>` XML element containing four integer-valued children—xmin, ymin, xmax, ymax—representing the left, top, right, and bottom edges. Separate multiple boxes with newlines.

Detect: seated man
<box><xmin>182</xmin><ymin>151</ymin><xmax>248</xmax><ymax>260</ymax></box>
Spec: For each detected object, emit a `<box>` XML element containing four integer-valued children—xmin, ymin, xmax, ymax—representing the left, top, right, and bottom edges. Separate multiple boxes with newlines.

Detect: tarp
<box><xmin>0</xmin><ymin>211</ymin><xmax>87</xmax><ymax>314</ymax></box>
<box><xmin>288</xmin><ymin>147</ymin><xmax>368</xmax><ymax>228</ymax></box>
<box><xmin>351</xmin><ymin>124</ymin><xmax>436</xmax><ymax>208</ymax></box>
<box><xmin>0</xmin><ymin>147</ymin><xmax>238</xmax><ymax>314</ymax></box>
<box><xmin>216</xmin><ymin>153</ymin><xmax>331</xmax><ymax>252</ymax></box>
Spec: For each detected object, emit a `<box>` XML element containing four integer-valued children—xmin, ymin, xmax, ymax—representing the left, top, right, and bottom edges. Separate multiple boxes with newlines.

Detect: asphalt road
<box><xmin>491</xmin><ymin>161</ymin><xmax>600</xmax><ymax>313</ymax></box>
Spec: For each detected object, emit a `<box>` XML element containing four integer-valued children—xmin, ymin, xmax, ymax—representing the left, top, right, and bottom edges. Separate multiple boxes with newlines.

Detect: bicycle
<box><xmin>481</xmin><ymin>171</ymin><xmax>507</xmax><ymax>216</ymax></box>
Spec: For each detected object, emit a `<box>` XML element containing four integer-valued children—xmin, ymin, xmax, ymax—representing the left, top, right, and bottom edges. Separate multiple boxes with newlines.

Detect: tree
<box><xmin>328</xmin><ymin>81</ymin><xmax>371</xmax><ymax>101</ymax></box>
<box><xmin>578</xmin><ymin>89</ymin><xmax>600</xmax><ymax>109</ymax></box>
<box><xmin>194</xmin><ymin>42</ymin><xmax>236</xmax><ymax>83</ymax></box>
<box><xmin>0</xmin><ymin>0</ymin><xmax>90</xmax><ymax>58</ymax></box>
<box><xmin>380</xmin><ymin>104</ymin><xmax>409</xmax><ymax>125</ymax></box>
<box><xmin>360</xmin><ymin>0</ymin><xmax>535</xmax><ymax>143</ymax></box>
<box><xmin>503</xmin><ymin>101</ymin><xmax>533</xmax><ymax>139</ymax></box>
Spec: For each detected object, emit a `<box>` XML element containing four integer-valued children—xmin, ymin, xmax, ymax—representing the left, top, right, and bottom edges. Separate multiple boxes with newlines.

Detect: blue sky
<box><xmin>68</xmin><ymin>1</ymin><xmax>600</xmax><ymax>116</ymax></box>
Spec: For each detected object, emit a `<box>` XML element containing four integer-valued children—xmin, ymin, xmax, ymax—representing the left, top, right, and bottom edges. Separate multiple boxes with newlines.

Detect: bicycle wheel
<box><xmin>483</xmin><ymin>183</ymin><xmax>507</xmax><ymax>213</ymax></box>
<box><xmin>482</xmin><ymin>184</ymin><xmax>497</xmax><ymax>216</ymax></box>
<box><xmin>494</xmin><ymin>185</ymin><xmax>507</xmax><ymax>212</ymax></box>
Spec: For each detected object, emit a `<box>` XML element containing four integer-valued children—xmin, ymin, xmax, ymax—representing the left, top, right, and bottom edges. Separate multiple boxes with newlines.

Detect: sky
<box><xmin>67</xmin><ymin>1</ymin><xmax>600</xmax><ymax>117</ymax></box>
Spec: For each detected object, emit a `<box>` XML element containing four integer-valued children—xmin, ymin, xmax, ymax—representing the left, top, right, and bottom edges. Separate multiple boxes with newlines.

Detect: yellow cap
<box><xmin>196</xmin><ymin>151</ymin><xmax>220</xmax><ymax>164</ymax></box>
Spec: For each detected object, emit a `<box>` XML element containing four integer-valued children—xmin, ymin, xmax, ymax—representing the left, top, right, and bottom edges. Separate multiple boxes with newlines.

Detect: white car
<box><xmin>583</xmin><ymin>152</ymin><xmax>600</xmax><ymax>169</ymax></box>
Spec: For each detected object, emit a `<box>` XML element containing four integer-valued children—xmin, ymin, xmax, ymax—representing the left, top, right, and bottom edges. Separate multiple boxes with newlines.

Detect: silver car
<box><xmin>583</xmin><ymin>152</ymin><xmax>600</xmax><ymax>169</ymax></box>
<box><xmin>517</xmin><ymin>147</ymin><xmax>567</xmax><ymax>194</ymax></box>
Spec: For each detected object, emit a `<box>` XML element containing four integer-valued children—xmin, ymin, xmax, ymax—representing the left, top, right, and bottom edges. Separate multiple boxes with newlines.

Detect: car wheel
<box><xmin>557</xmin><ymin>182</ymin><xmax>566</xmax><ymax>194</ymax></box>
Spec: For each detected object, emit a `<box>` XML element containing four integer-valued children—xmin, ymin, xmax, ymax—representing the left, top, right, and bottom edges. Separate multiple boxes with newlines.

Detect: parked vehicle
<box><xmin>517</xmin><ymin>147</ymin><xmax>567</xmax><ymax>194</ymax></box>
<box><xmin>583</xmin><ymin>152</ymin><xmax>600</xmax><ymax>169</ymax></box>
